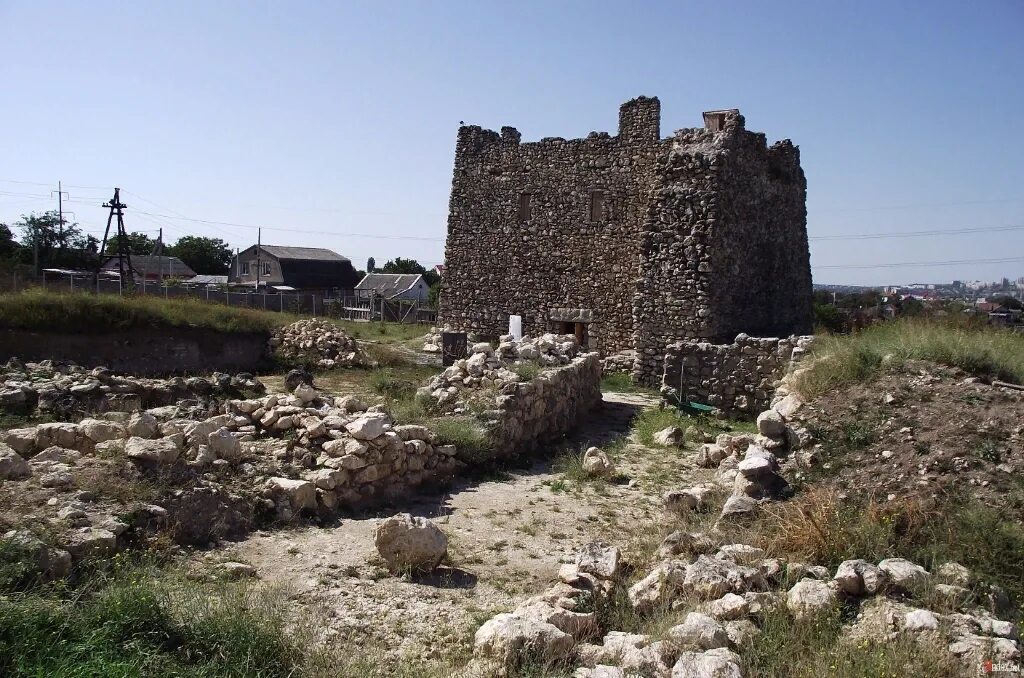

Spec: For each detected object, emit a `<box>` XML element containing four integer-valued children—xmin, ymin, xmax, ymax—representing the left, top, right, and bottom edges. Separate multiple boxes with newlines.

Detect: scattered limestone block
<box><xmin>78</xmin><ymin>418</ymin><xmax>126</xmax><ymax>444</ymax></box>
<box><xmin>0</xmin><ymin>443</ymin><xmax>31</xmax><ymax>480</ymax></box>
<box><xmin>582</xmin><ymin>447</ymin><xmax>615</xmax><ymax>478</ymax></box>
<box><xmin>653</xmin><ymin>426</ymin><xmax>686</xmax><ymax>447</ymax></box>
<box><xmin>576</xmin><ymin>542</ymin><xmax>621</xmax><ymax>580</ymax></box>
<box><xmin>473</xmin><ymin>613</ymin><xmax>574</xmax><ymax>672</ymax></box>
<box><xmin>125</xmin><ymin>436</ymin><xmax>180</xmax><ymax>464</ymax></box>
<box><xmin>374</xmin><ymin>513</ymin><xmax>448</xmax><ymax>573</ymax></box>
<box><xmin>670</xmin><ymin>647</ymin><xmax>743</xmax><ymax>678</ymax></box>
<box><xmin>786</xmin><ymin>579</ymin><xmax>838</xmax><ymax>619</ymax></box>
<box><xmin>668</xmin><ymin>612</ymin><xmax>730</xmax><ymax>651</ymax></box>
<box><xmin>833</xmin><ymin>559</ymin><xmax>887</xmax><ymax>596</ymax></box>
<box><xmin>219</xmin><ymin>562</ymin><xmax>257</xmax><ymax>579</ymax></box>
<box><xmin>878</xmin><ymin>558</ymin><xmax>930</xmax><ymax>592</ymax></box>
<box><xmin>755</xmin><ymin>409</ymin><xmax>786</xmax><ymax>438</ymax></box>
<box><xmin>266</xmin><ymin>477</ymin><xmax>317</xmax><ymax>514</ymax></box>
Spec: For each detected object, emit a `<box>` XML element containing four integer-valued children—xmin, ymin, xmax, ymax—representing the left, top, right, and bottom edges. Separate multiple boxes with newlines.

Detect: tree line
<box><xmin>0</xmin><ymin>211</ymin><xmax>233</xmax><ymax>275</ymax></box>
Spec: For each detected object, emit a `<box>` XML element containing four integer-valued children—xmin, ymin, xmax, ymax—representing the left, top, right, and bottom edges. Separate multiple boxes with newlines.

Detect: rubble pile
<box><xmin>0</xmin><ymin>382</ymin><xmax>458</xmax><ymax>574</ymax></box>
<box><xmin>269</xmin><ymin>319</ymin><xmax>371</xmax><ymax>369</ymax></box>
<box><xmin>0</xmin><ymin>357</ymin><xmax>264</xmax><ymax>416</ymax></box>
<box><xmin>421</xmin><ymin>328</ymin><xmax>441</xmax><ymax>354</ymax></box>
<box><xmin>419</xmin><ymin>333</ymin><xmax>582</xmax><ymax>413</ymax></box>
<box><xmin>471</xmin><ymin>542</ymin><xmax>1019</xmax><ymax>677</ymax></box>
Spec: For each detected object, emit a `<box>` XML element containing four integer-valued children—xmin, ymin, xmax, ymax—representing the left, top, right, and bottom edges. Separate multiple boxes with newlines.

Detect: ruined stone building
<box><xmin>439</xmin><ymin>96</ymin><xmax>813</xmax><ymax>383</ymax></box>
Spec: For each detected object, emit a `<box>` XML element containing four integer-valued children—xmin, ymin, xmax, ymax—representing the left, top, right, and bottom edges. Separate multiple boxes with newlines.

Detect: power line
<box><xmin>816</xmin><ymin>256</ymin><xmax>1024</xmax><ymax>270</ymax></box>
<box><xmin>809</xmin><ymin>223</ymin><xmax>1024</xmax><ymax>241</ymax></box>
<box><xmin>131</xmin><ymin>208</ymin><xmax>446</xmax><ymax>241</ymax></box>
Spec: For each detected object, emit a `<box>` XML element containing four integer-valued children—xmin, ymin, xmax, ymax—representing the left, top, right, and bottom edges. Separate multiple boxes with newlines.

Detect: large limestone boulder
<box><xmin>78</xmin><ymin>418</ymin><xmax>126</xmax><ymax>444</ymax></box>
<box><xmin>755</xmin><ymin>410</ymin><xmax>786</xmax><ymax>438</ymax></box>
<box><xmin>653</xmin><ymin>426</ymin><xmax>686</xmax><ymax>447</ymax></box>
<box><xmin>374</xmin><ymin>513</ymin><xmax>447</xmax><ymax>573</ymax></box>
<box><xmin>629</xmin><ymin>560</ymin><xmax>687</xmax><ymax>613</ymax></box>
<box><xmin>265</xmin><ymin>477</ymin><xmax>317</xmax><ymax>514</ymax></box>
<box><xmin>207</xmin><ymin>427</ymin><xmax>242</xmax><ymax>462</ymax></box>
<box><xmin>1</xmin><ymin>428</ymin><xmax>36</xmax><ymax>455</ymax></box>
<box><xmin>878</xmin><ymin>558</ymin><xmax>930</xmax><ymax>592</ymax></box>
<box><xmin>0</xmin><ymin>443</ymin><xmax>31</xmax><ymax>480</ymax></box>
<box><xmin>345</xmin><ymin>414</ymin><xmax>389</xmax><ymax>441</ymax></box>
<box><xmin>668</xmin><ymin>612</ymin><xmax>731</xmax><ymax>651</ymax></box>
<box><xmin>786</xmin><ymin>579</ymin><xmax>838</xmax><ymax>619</ymax></box>
<box><xmin>125</xmin><ymin>436</ymin><xmax>180</xmax><ymax>465</ymax></box>
<box><xmin>35</xmin><ymin>423</ymin><xmax>80</xmax><ymax>450</ymax></box>
<box><xmin>474</xmin><ymin>613</ymin><xmax>574</xmax><ymax>672</ymax></box>
<box><xmin>127</xmin><ymin>412</ymin><xmax>159</xmax><ymax>439</ymax></box>
<box><xmin>833</xmin><ymin>559</ymin><xmax>887</xmax><ymax>596</ymax></box>
<box><xmin>671</xmin><ymin>647</ymin><xmax>743</xmax><ymax>678</ymax></box>
<box><xmin>576</xmin><ymin>542</ymin><xmax>621</xmax><ymax>580</ymax></box>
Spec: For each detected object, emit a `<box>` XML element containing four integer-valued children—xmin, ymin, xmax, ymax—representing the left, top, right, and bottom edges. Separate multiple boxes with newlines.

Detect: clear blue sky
<box><xmin>1</xmin><ymin>0</ymin><xmax>1021</xmax><ymax>286</ymax></box>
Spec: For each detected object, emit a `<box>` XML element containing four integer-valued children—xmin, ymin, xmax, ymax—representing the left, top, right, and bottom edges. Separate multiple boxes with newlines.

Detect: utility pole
<box><xmin>48</xmin><ymin>181</ymin><xmax>69</xmax><ymax>271</ymax></box>
<box><xmin>255</xmin><ymin>227</ymin><xmax>261</xmax><ymax>292</ymax></box>
<box><xmin>95</xmin><ymin>188</ymin><xmax>134</xmax><ymax>293</ymax></box>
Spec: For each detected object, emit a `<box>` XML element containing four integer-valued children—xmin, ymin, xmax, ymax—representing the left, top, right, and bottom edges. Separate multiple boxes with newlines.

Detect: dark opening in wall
<box><xmin>518</xmin><ymin>192</ymin><xmax>532</xmax><ymax>221</ymax></box>
<box><xmin>557</xmin><ymin>320</ymin><xmax>590</xmax><ymax>347</ymax></box>
<box><xmin>589</xmin><ymin>190</ymin><xmax>605</xmax><ymax>223</ymax></box>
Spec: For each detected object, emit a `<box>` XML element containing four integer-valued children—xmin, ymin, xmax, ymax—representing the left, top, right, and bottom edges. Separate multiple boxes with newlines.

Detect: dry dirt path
<box><xmin>194</xmin><ymin>391</ymin><xmax>708</xmax><ymax>663</ymax></box>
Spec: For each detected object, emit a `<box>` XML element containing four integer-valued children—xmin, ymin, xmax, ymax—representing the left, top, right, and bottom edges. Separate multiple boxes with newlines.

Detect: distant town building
<box><xmin>100</xmin><ymin>255</ymin><xmax>195</xmax><ymax>282</ymax></box>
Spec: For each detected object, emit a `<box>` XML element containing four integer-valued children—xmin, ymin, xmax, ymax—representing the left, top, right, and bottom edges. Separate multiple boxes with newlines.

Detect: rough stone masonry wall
<box><xmin>439</xmin><ymin>97</ymin><xmax>664</xmax><ymax>354</ymax></box>
<box><xmin>486</xmin><ymin>352</ymin><xmax>602</xmax><ymax>459</ymax></box>
<box><xmin>631</xmin><ymin>111</ymin><xmax>812</xmax><ymax>384</ymax></box>
<box><xmin>661</xmin><ymin>334</ymin><xmax>814</xmax><ymax>419</ymax></box>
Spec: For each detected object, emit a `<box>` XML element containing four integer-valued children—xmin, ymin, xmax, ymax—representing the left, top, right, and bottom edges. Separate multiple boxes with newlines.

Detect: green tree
<box><xmin>16</xmin><ymin>211</ymin><xmax>98</xmax><ymax>270</ymax></box>
<box><xmin>0</xmin><ymin>224</ymin><xmax>21</xmax><ymax>259</ymax></box>
<box><xmin>103</xmin><ymin>231</ymin><xmax>156</xmax><ymax>256</ymax></box>
<box><xmin>168</xmin><ymin>236</ymin><xmax>232</xmax><ymax>274</ymax></box>
<box><xmin>380</xmin><ymin>257</ymin><xmax>439</xmax><ymax>285</ymax></box>
<box><xmin>366</xmin><ymin>257</ymin><xmax>376</xmax><ymax>272</ymax></box>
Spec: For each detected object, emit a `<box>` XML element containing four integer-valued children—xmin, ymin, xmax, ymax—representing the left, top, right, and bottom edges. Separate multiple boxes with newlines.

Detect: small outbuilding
<box><xmin>356</xmin><ymin>273</ymin><xmax>430</xmax><ymax>302</ymax></box>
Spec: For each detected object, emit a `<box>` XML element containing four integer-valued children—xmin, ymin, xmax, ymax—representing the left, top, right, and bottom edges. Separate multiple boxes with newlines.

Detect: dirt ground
<box><xmin>793</xmin><ymin>361</ymin><xmax>1024</xmax><ymax>512</ymax></box>
<box><xmin>193</xmin><ymin>390</ymin><xmax>717</xmax><ymax>663</ymax></box>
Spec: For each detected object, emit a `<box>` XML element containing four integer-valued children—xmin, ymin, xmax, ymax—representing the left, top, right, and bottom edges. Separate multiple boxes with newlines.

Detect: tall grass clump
<box><xmin>0</xmin><ymin>560</ymin><xmax>304</xmax><ymax>677</ymax></box>
<box><xmin>599</xmin><ymin>371</ymin><xmax>660</xmax><ymax>395</ymax></box>
<box><xmin>429</xmin><ymin>416</ymin><xmax>494</xmax><ymax>464</ymax></box>
<box><xmin>755</xmin><ymin>488</ymin><xmax>1024</xmax><ymax>617</ymax></box>
<box><xmin>793</xmin><ymin>318</ymin><xmax>1024</xmax><ymax>398</ymax></box>
<box><xmin>0</xmin><ymin>288</ymin><xmax>289</xmax><ymax>334</ymax></box>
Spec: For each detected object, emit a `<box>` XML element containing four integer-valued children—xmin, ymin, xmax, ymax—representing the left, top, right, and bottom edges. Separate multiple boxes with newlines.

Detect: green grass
<box><xmin>428</xmin><ymin>416</ymin><xmax>495</xmax><ymax>464</ymax></box>
<box><xmin>743</xmin><ymin>606</ymin><xmax>961</xmax><ymax>677</ymax></box>
<box><xmin>793</xmin><ymin>318</ymin><xmax>1024</xmax><ymax>398</ymax></box>
<box><xmin>600</xmin><ymin>371</ymin><xmax>659</xmax><ymax>395</ymax></box>
<box><xmin>633</xmin><ymin>407</ymin><xmax>756</xmax><ymax>447</ymax></box>
<box><xmin>0</xmin><ymin>559</ymin><xmax>304</xmax><ymax>677</ymax></box>
<box><xmin>0</xmin><ymin>288</ymin><xmax>293</xmax><ymax>334</ymax></box>
<box><xmin>333</xmin><ymin>320</ymin><xmax>429</xmax><ymax>344</ymax></box>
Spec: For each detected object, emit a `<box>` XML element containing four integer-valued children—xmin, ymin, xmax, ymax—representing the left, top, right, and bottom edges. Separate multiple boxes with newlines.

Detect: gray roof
<box><xmin>259</xmin><ymin>246</ymin><xmax>349</xmax><ymax>262</ymax></box>
<box><xmin>102</xmin><ymin>255</ymin><xmax>196</xmax><ymax>278</ymax></box>
<box><xmin>187</xmin><ymin>274</ymin><xmax>229</xmax><ymax>285</ymax></box>
<box><xmin>356</xmin><ymin>273</ymin><xmax>424</xmax><ymax>298</ymax></box>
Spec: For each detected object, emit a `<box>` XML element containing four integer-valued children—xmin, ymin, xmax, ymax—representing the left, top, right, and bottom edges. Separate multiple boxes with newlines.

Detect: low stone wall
<box><xmin>661</xmin><ymin>334</ymin><xmax>813</xmax><ymax>419</ymax></box>
<box><xmin>0</xmin><ymin>328</ymin><xmax>271</xmax><ymax>376</ymax></box>
<box><xmin>484</xmin><ymin>352</ymin><xmax>603</xmax><ymax>459</ymax></box>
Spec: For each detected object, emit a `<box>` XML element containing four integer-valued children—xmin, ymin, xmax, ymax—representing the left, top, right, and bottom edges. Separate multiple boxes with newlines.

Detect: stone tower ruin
<box><xmin>439</xmin><ymin>96</ymin><xmax>812</xmax><ymax>383</ymax></box>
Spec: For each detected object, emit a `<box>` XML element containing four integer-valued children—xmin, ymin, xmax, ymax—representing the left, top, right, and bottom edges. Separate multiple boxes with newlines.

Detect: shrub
<box><xmin>430</xmin><ymin>417</ymin><xmax>494</xmax><ymax>464</ymax></box>
<box><xmin>511</xmin><ymin>360</ymin><xmax>542</xmax><ymax>381</ymax></box>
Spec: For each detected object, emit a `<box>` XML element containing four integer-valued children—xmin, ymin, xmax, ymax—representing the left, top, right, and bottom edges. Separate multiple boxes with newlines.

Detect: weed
<box><xmin>600</xmin><ymin>371</ymin><xmax>659</xmax><ymax>395</ymax></box>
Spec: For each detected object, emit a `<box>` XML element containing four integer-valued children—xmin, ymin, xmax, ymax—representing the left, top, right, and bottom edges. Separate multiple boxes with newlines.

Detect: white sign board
<box><xmin>508</xmin><ymin>315</ymin><xmax>523</xmax><ymax>340</ymax></box>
